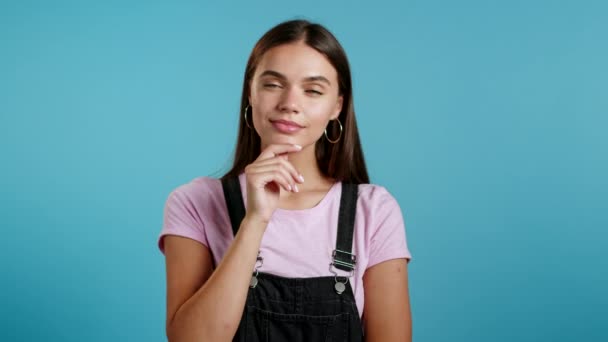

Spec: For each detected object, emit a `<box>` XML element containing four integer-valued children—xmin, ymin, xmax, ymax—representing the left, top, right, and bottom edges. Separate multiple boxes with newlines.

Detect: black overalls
<box><xmin>221</xmin><ymin>177</ymin><xmax>365</xmax><ymax>342</ymax></box>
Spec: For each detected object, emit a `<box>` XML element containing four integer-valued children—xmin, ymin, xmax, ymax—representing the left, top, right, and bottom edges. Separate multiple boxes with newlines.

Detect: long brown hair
<box><xmin>222</xmin><ymin>19</ymin><xmax>369</xmax><ymax>184</ymax></box>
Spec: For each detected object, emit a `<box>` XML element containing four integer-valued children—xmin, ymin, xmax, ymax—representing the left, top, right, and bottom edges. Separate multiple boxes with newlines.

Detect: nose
<box><xmin>277</xmin><ymin>86</ymin><xmax>300</xmax><ymax>114</ymax></box>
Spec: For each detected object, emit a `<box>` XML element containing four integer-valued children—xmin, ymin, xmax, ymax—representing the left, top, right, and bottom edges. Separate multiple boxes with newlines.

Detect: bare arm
<box><xmin>362</xmin><ymin>258</ymin><xmax>412</xmax><ymax>342</ymax></box>
<box><xmin>164</xmin><ymin>216</ymin><xmax>266</xmax><ymax>342</ymax></box>
<box><xmin>164</xmin><ymin>143</ymin><xmax>304</xmax><ymax>341</ymax></box>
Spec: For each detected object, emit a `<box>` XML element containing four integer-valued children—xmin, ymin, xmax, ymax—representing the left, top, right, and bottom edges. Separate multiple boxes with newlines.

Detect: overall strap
<box><xmin>221</xmin><ymin>176</ymin><xmax>359</xmax><ymax>271</ymax></box>
<box><xmin>333</xmin><ymin>183</ymin><xmax>359</xmax><ymax>272</ymax></box>
<box><xmin>221</xmin><ymin>176</ymin><xmax>246</xmax><ymax>237</ymax></box>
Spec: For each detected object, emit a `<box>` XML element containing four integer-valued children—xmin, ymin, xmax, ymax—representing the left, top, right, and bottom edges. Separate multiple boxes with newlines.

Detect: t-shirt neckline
<box><xmin>237</xmin><ymin>173</ymin><xmax>341</xmax><ymax>216</ymax></box>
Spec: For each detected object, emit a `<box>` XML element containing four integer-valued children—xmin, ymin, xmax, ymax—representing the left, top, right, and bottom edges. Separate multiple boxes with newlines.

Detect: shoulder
<box><xmin>165</xmin><ymin>176</ymin><xmax>225</xmax><ymax>211</ymax></box>
<box><xmin>354</xmin><ymin>183</ymin><xmax>411</xmax><ymax>265</ymax></box>
<box><xmin>162</xmin><ymin>176</ymin><xmax>230</xmax><ymax>233</ymax></box>
<box><xmin>355</xmin><ymin>183</ymin><xmax>401</xmax><ymax>210</ymax></box>
<box><xmin>169</xmin><ymin>176</ymin><xmax>222</xmax><ymax>198</ymax></box>
<box><xmin>352</xmin><ymin>183</ymin><xmax>405</xmax><ymax>236</ymax></box>
<box><xmin>160</xmin><ymin>176</ymin><xmax>226</xmax><ymax>253</ymax></box>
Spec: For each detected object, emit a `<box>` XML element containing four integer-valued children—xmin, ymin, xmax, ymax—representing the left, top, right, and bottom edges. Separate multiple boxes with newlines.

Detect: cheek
<box><xmin>308</xmin><ymin>100</ymin><xmax>337</xmax><ymax>120</ymax></box>
<box><xmin>249</xmin><ymin>86</ymin><xmax>260</xmax><ymax>106</ymax></box>
<box><xmin>306</xmin><ymin>107</ymin><xmax>334</xmax><ymax>133</ymax></box>
<box><xmin>251</xmin><ymin>89</ymin><xmax>278</xmax><ymax>109</ymax></box>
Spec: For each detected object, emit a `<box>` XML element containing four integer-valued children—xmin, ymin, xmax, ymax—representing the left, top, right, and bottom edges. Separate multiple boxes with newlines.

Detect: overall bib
<box><xmin>221</xmin><ymin>177</ymin><xmax>365</xmax><ymax>342</ymax></box>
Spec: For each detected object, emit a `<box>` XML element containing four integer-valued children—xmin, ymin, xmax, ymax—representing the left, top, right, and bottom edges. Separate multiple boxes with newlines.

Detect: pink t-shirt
<box><xmin>158</xmin><ymin>173</ymin><xmax>412</xmax><ymax>317</ymax></box>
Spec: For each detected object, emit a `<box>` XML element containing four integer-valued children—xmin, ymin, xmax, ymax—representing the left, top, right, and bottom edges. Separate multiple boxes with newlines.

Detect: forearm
<box><xmin>168</xmin><ymin>216</ymin><xmax>267</xmax><ymax>342</ymax></box>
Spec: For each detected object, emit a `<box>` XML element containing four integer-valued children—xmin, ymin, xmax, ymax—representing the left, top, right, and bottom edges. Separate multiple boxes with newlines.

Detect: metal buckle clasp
<box><xmin>329</xmin><ymin>249</ymin><xmax>356</xmax><ymax>294</ymax></box>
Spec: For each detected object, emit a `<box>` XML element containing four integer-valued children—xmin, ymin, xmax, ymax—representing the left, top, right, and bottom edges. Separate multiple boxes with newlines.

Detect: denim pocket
<box><xmin>245</xmin><ymin>306</ymin><xmax>350</xmax><ymax>342</ymax></box>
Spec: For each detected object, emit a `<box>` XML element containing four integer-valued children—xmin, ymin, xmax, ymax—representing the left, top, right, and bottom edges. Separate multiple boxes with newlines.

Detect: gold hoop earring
<box><xmin>324</xmin><ymin>118</ymin><xmax>343</xmax><ymax>144</ymax></box>
<box><xmin>244</xmin><ymin>105</ymin><xmax>252</xmax><ymax>129</ymax></box>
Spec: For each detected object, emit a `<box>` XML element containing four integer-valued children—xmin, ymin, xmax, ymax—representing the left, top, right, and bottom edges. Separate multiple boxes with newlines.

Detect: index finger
<box><xmin>257</xmin><ymin>144</ymin><xmax>302</xmax><ymax>161</ymax></box>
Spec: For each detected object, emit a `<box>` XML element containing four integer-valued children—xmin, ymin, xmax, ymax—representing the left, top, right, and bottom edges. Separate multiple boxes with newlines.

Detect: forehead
<box><xmin>255</xmin><ymin>42</ymin><xmax>338</xmax><ymax>83</ymax></box>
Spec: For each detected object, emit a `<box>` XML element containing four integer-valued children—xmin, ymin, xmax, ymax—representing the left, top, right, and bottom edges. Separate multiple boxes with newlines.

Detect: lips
<box><xmin>270</xmin><ymin>119</ymin><xmax>303</xmax><ymax>128</ymax></box>
<box><xmin>270</xmin><ymin>119</ymin><xmax>303</xmax><ymax>134</ymax></box>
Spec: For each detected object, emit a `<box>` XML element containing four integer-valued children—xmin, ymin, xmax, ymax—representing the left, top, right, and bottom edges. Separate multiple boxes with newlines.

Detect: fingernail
<box><xmin>294</xmin><ymin>144</ymin><xmax>302</xmax><ymax>149</ymax></box>
<box><xmin>298</xmin><ymin>174</ymin><xmax>304</xmax><ymax>182</ymax></box>
<box><xmin>293</xmin><ymin>184</ymin><xmax>299</xmax><ymax>192</ymax></box>
<box><xmin>287</xmin><ymin>184</ymin><xmax>292</xmax><ymax>191</ymax></box>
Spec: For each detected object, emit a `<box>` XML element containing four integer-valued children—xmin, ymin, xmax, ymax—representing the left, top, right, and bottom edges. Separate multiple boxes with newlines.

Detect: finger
<box><xmin>246</xmin><ymin>162</ymin><xmax>296</xmax><ymax>191</ymax></box>
<box><xmin>255</xmin><ymin>169</ymin><xmax>295</xmax><ymax>192</ymax></box>
<box><xmin>247</xmin><ymin>164</ymin><xmax>298</xmax><ymax>192</ymax></box>
<box><xmin>257</xmin><ymin>144</ymin><xmax>302</xmax><ymax>161</ymax></box>
<box><xmin>251</xmin><ymin>157</ymin><xmax>304</xmax><ymax>184</ymax></box>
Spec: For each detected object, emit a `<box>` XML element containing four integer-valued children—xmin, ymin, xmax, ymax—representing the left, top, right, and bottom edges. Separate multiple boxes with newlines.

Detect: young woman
<box><xmin>159</xmin><ymin>19</ymin><xmax>412</xmax><ymax>341</ymax></box>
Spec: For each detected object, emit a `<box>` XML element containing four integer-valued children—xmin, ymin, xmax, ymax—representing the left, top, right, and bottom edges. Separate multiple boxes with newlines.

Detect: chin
<box><xmin>263</xmin><ymin>135</ymin><xmax>299</xmax><ymax>146</ymax></box>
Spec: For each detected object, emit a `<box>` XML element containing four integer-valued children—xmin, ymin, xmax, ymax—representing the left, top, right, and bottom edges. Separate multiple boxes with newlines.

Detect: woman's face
<box><xmin>249</xmin><ymin>41</ymin><xmax>343</xmax><ymax>149</ymax></box>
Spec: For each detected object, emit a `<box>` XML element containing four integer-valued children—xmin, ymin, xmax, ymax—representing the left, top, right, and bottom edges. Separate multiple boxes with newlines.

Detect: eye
<box><xmin>306</xmin><ymin>89</ymin><xmax>323</xmax><ymax>96</ymax></box>
<box><xmin>263</xmin><ymin>83</ymin><xmax>281</xmax><ymax>89</ymax></box>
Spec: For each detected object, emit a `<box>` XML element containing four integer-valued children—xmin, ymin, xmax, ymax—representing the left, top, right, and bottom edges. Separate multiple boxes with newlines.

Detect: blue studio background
<box><xmin>1</xmin><ymin>0</ymin><xmax>606</xmax><ymax>341</ymax></box>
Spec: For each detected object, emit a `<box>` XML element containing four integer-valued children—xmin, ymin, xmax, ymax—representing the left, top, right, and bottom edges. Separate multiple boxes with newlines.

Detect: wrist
<box><xmin>242</xmin><ymin>214</ymin><xmax>270</xmax><ymax>231</ymax></box>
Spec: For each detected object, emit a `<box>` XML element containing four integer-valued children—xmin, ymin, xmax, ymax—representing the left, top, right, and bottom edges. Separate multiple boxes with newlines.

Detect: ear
<box><xmin>332</xmin><ymin>95</ymin><xmax>344</xmax><ymax>120</ymax></box>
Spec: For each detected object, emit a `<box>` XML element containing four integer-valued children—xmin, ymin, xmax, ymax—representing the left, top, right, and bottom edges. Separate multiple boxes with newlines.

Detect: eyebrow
<box><xmin>259</xmin><ymin>70</ymin><xmax>332</xmax><ymax>86</ymax></box>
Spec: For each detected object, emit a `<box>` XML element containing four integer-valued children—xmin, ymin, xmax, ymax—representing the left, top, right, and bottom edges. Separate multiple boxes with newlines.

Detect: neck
<box><xmin>274</xmin><ymin>143</ymin><xmax>332</xmax><ymax>191</ymax></box>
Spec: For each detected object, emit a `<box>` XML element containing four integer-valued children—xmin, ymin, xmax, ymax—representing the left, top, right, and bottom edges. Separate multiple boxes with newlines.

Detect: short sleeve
<box><xmin>367</xmin><ymin>188</ymin><xmax>412</xmax><ymax>268</ymax></box>
<box><xmin>158</xmin><ymin>188</ymin><xmax>209</xmax><ymax>254</ymax></box>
